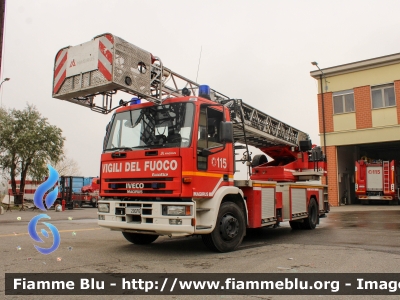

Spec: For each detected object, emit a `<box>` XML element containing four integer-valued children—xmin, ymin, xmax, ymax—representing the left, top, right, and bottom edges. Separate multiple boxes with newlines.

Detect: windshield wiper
<box><xmin>104</xmin><ymin>147</ymin><xmax>133</xmax><ymax>152</ymax></box>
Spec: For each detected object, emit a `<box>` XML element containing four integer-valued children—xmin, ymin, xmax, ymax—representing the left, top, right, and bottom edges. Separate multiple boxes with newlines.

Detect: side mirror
<box><xmin>201</xmin><ymin>148</ymin><xmax>212</xmax><ymax>157</ymax></box>
<box><xmin>220</xmin><ymin>121</ymin><xmax>233</xmax><ymax>143</ymax></box>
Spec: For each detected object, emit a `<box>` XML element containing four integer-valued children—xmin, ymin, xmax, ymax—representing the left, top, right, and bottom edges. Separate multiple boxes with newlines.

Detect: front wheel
<box><xmin>122</xmin><ymin>232</ymin><xmax>159</xmax><ymax>245</ymax></box>
<box><xmin>202</xmin><ymin>202</ymin><xmax>245</xmax><ymax>252</ymax></box>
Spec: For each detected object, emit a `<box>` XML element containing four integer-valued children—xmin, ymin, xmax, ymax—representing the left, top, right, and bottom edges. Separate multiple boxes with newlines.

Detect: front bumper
<box><xmin>358</xmin><ymin>196</ymin><xmax>394</xmax><ymax>200</ymax></box>
<box><xmin>97</xmin><ymin>200</ymin><xmax>195</xmax><ymax>236</ymax></box>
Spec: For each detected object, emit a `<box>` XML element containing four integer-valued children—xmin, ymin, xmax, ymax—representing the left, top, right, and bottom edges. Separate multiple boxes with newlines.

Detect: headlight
<box><xmin>162</xmin><ymin>205</ymin><xmax>191</xmax><ymax>216</ymax></box>
<box><xmin>98</xmin><ymin>203</ymin><xmax>110</xmax><ymax>213</ymax></box>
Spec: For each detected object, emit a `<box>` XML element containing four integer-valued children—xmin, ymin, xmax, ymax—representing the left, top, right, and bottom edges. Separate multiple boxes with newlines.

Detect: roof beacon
<box><xmin>199</xmin><ymin>85</ymin><xmax>211</xmax><ymax>100</ymax></box>
<box><xmin>130</xmin><ymin>98</ymin><xmax>141</xmax><ymax>105</ymax></box>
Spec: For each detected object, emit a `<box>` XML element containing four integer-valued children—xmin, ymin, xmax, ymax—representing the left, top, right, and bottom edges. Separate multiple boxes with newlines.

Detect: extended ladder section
<box><xmin>53</xmin><ymin>33</ymin><xmax>308</xmax><ymax>149</ymax></box>
<box><xmin>224</xmin><ymin>100</ymin><xmax>308</xmax><ymax>149</ymax></box>
<box><xmin>383</xmin><ymin>161</ymin><xmax>390</xmax><ymax>194</ymax></box>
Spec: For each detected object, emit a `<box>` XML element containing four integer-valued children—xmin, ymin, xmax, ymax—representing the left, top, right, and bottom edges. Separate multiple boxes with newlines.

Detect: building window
<box><xmin>371</xmin><ymin>84</ymin><xmax>396</xmax><ymax>109</ymax></box>
<box><xmin>333</xmin><ymin>90</ymin><xmax>354</xmax><ymax>114</ymax></box>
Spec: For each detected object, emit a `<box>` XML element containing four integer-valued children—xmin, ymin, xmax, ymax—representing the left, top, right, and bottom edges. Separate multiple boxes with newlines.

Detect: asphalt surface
<box><xmin>1</xmin><ymin>204</ymin><xmax>400</xmax><ymax>300</ymax></box>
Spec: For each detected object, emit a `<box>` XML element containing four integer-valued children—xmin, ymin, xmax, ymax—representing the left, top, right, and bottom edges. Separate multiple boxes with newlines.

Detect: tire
<box><xmin>122</xmin><ymin>232</ymin><xmax>159</xmax><ymax>245</ymax></box>
<box><xmin>202</xmin><ymin>201</ymin><xmax>246</xmax><ymax>252</ymax></box>
<box><xmin>251</xmin><ymin>154</ymin><xmax>268</xmax><ymax>168</ymax></box>
<box><xmin>302</xmin><ymin>198</ymin><xmax>318</xmax><ymax>230</ymax></box>
<box><xmin>91</xmin><ymin>198</ymin><xmax>98</xmax><ymax>208</ymax></box>
<box><xmin>289</xmin><ymin>221</ymin><xmax>302</xmax><ymax>230</ymax></box>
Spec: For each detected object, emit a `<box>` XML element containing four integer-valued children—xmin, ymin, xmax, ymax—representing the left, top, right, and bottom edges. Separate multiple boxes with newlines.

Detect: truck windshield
<box><xmin>105</xmin><ymin>102</ymin><xmax>194</xmax><ymax>151</ymax></box>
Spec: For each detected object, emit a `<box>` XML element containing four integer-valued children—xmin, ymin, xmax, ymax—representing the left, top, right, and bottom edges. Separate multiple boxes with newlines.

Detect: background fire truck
<box><xmin>52</xmin><ymin>33</ymin><xmax>328</xmax><ymax>252</ymax></box>
<box><xmin>2</xmin><ymin>176</ymin><xmax>99</xmax><ymax>208</ymax></box>
<box><xmin>355</xmin><ymin>159</ymin><xmax>400</xmax><ymax>204</ymax></box>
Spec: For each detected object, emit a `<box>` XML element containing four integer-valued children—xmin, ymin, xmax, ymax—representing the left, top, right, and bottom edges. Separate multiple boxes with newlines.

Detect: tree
<box><xmin>30</xmin><ymin>150</ymin><xmax>81</xmax><ymax>179</ymax></box>
<box><xmin>50</xmin><ymin>153</ymin><xmax>81</xmax><ymax>177</ymax></box>
<box><xmin>0</xmin><ymin>105</ymin><xmax>65</xmax><ymax>201</ymax></box>
<box><xmin>0</xmin><ymin>173</ymin><xmax>8</xmax><ymax>198</ymax></box>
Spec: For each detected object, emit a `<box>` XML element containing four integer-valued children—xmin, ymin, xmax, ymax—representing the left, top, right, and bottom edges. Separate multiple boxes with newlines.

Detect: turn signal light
<box><xmin>182</xmin><ymin>177</ymin><xmax>192</xmax><ymax>183</ymax></box>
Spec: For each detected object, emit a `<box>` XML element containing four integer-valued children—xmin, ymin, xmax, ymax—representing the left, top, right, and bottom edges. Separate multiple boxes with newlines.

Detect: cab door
<box><xmin>196</xmin><ymin>106</ymin><xmax>233</xmax><ymax>178</ymax></box>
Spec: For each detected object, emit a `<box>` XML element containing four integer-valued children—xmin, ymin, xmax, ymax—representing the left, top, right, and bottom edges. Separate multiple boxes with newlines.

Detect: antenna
<box><xmin>195</xmin><ymin>46</ymin><xmax>202</xmax><ymax>82</ymax></box>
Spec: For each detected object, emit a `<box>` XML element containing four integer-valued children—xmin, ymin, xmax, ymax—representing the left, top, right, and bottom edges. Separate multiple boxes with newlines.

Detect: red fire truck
<box><xmin>52</xmin><ymin>33</ymin><xmax>328</xmax><ymax>252</ymax></box>
<box><xmin>355</xmin><ymin>159</ymin><xmax>400</xmax><ymax>203</ymax></box>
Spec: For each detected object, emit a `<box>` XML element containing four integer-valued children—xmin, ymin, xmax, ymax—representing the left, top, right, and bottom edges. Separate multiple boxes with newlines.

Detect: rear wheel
<box><xmin>202</xmin><ymin>202</ymin><xmax>245</xmax><ymax>252</ymax></box>
<box><xmin>302</xmin><ymin>198</ymin><xmax>318</xmax><ymax>229</ymax></box>
<box><xmin>122</xmin><ymin>232</ymin><xmax>159</xmax><ymax>245</ymax></box>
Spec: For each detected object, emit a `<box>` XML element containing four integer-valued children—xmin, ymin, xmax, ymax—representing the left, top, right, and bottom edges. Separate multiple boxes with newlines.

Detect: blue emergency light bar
<box><xmin>130</xmin><ymin>97</ymin><xmax>141</xmax><ymax>105</ymax></box>
<box><xmin>199</xmin><ymin>85</ymin><xmax>211</xmax><ymax>100</ymax></box>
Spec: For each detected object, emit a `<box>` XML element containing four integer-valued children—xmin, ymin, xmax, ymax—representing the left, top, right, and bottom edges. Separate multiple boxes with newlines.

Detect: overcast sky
<box><xmin>1</xmin><ymin>0</ymin><xmax>400</xmax><ymax>177</ymax></box>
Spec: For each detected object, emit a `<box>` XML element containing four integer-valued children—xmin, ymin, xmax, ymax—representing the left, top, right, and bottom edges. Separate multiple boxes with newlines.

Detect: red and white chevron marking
<box><xmin>97</xmin><ymin>34</ymin><xmax>114</xmax><ymax>81</ymax></box>
<box><xmin>53</xmin><ymin>48</ymin><xmax>68</xmax><ymax>94</ymax></box>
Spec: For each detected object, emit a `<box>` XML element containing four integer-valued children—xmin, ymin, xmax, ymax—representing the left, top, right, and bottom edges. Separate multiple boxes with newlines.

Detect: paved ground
<box><xmin>1</xmin><ymin>204</ymin><xmax>400</xmax><ymax>299</ymax></box>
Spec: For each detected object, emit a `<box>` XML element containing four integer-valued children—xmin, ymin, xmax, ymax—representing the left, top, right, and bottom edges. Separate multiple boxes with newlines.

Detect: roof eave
<box><xmin>310</xmin><ymin>52</ymin><xmax>400</xmax><ymax>79</ymax></box>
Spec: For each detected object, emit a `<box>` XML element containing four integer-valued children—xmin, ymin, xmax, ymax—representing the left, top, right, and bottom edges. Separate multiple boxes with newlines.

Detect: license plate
<box><xmin>129</xmin><ymin>207</ymin><xmax>141</xmax><ymax>215</ymax></box>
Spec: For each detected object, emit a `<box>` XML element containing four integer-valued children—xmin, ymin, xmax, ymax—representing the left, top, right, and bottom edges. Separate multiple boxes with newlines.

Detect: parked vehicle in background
<box><xmin>355</xmin><ymin>158</ymin><xmax>400</xmax><ymax>204</ymax></box>
<box><xmin>2</xmin><ymin>176</ymin><xmax>100</xmax><ymax>208</ymax></box>
<box><xmin>59</xmin><ymin>176</ymin><xmax>100</xmax><ymax>209</ymax></box>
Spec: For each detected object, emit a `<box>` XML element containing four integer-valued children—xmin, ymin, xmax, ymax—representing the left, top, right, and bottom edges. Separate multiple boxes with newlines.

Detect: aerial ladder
<box><xmin>53</xmin><ymin>33</ymin><xmax>318</xmax><ymax>172</ymax></box>
<box><xmin>53</xmin><ymin>33</ymin><xmax>327</xmax><ymax>252</ymax></box>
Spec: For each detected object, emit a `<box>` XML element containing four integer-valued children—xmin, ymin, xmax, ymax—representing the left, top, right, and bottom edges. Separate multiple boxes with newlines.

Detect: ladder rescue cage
<box><xmin>53</xmin><ymin>33</ymin><xmax>311</xmax><ymax>152</ymax></box>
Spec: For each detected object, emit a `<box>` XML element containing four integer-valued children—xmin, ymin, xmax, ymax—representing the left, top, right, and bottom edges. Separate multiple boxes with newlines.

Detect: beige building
<box><xmin>310</xmin><ymin>53</ymin><xmax>400</xmax><ymax>206</ymax></box>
